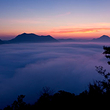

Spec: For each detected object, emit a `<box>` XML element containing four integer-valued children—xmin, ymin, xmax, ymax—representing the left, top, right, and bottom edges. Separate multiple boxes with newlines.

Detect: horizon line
<box><xmin>0</xmin><ymin>32</ymin><xmax>109</xmax><ymax>40</ymax></box>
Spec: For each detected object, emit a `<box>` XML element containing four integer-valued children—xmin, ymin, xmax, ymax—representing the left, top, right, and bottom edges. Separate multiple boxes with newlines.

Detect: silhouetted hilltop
<box><xmin>58</xmin><ymin>38</ymin><xmax>77</xmax><ymax>42</ymax></box>
<box><xmin>0</xmin><ymin>39</ymin><xmax>4</xmax><ymax>44</ymax></box>
<box><xmin>92</xmin><ymin>35</ymin><xmax>110</xmax><ymax>42</ymax></box>
<box><xmin>58</xmin><ymin>38</ymin><xmax>89</xmax><ymax>42</ymax></box>
<box><xmin>8</xmin><ymin>33</ymin><xmax>58</xmax><ymax>43</ymax></box>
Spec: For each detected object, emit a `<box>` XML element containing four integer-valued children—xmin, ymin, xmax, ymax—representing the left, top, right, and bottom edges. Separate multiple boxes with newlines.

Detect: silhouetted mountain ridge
<box><xmin>58</xmin><ymin>35</ymin><xmax>110</xmax><ymax>42</ymax></box>
<box><xmin>0</xmin><ymin>39</ymin><xmax>4</xmax><ymax>44</ymax></box>
<box><xmin>92</xmin><ymin>35</ymin><xmax>110</xmax><ymax>42</ymax></box>
<box><xmin>9</xmin><ymin>33</ymin><xmax>58</xmax><ymax>43</ymax></box>
<box><xmin>0</xmin><ymin>34</ymin><xmax>110</xmax><ymax>44</ymax></box>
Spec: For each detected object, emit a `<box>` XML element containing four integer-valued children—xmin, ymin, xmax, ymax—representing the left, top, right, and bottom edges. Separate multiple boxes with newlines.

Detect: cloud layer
<box><xmin>50</xmin><ymin>28</ymin><xmax>110</xmax><ymax>34</ymax></box>
<box><xmin>0</xmin><ymin>42</ymin><xmax>110</xmax><ymax>108</ymax></box>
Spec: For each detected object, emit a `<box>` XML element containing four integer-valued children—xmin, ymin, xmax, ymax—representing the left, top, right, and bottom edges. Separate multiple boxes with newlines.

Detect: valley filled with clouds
<box><xmin>0</xmin><ymin>42</ymin><xmax>110</xmax><ymax>108</ymax></box>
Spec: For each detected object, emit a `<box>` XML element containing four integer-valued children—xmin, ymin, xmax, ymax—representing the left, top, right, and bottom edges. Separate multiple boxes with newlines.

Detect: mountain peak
<box><xmin>100</xmin><ymin>35</ymin><xmax>110</xmax><ymax>39</ymax></box>
<box><xmin>0</xmin><ymin>39</ymin><xmax>4</xmax><ymax>44</ymax></box>
<box><xmin>22</xmin><ymin>33</ymin><xmax>27</xmax><ymax>35</ymax></box>
<box><xmin>92</xmin><ymin>35</ymin><xmax>110</xmax><ymax>42</ymax></box>
<box><xmin>20</xmin><ymin>33</ymin><xmax>37</xmax><ymax>36</ymax></box>
<box><xmin>9</xmin><ymin>33</ymin><xmax>58</xmax><ymax>43</ymax></box>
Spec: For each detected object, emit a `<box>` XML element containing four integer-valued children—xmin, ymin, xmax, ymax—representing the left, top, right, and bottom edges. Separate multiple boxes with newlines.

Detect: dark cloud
<box><xmin>0</xmin><ymin>42</ymin><xmax>110</xmax><ymax>108</ymax></box>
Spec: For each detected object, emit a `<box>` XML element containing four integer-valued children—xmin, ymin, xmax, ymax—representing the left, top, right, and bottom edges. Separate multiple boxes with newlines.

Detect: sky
<box><xmin>0</xmin><ymin>42</ymin><xmax>110</xmax><ymax>108</ymax></box>
<box><xmin>0</xmin><ymin>0</ymin><xmax>110</xmax><ymax>39</ymax></box>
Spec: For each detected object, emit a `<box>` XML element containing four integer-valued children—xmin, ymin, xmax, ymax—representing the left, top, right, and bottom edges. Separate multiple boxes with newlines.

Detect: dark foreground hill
<box><xmin>92</xmin><ymin>35</ymin><xmax>110</xmax><ymax>42</ymax></box>
<box><xmin>8</xmin><ymin>33</ymin><xmax>58</xmax><ymax>43</ymax></box>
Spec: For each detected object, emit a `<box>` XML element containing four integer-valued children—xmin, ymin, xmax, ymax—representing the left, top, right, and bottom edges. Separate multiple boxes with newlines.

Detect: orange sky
<box><xmin>0</xmin><ymin>0</ymin><xmax>110</xmax><ymax>40</ymax></box>
<box><xmin>1</xmin><ymin>22</ymin><xmax>110</xmax><ymax>40</ymax></box>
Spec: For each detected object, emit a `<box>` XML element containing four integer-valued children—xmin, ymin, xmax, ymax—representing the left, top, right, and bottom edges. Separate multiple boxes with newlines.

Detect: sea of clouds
<box><xmin>0</xmin><ymin>42</ymin><xmax>110</xmax><ymax>108</ymax></box>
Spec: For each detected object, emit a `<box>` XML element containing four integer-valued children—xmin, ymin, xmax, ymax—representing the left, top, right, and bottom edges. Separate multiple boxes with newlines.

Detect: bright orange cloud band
<box><xmin>50</xmin><ymin>28</ymin><xmax>110</xmax><ymax>34</ymax></box>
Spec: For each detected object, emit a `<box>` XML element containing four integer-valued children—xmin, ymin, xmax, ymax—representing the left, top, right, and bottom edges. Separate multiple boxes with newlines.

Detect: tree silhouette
<box><xmin>4</xmin><ymin>95</ymin><xmax>27</xmax><ymax>110</ymax></box>
<box><xmin>103</xmin><ymin>46</ymin><xmax>110</xmax><ymax>65</ymax></box>
<box><xmin>94</xmin><ymin>46</ymin><xmax>110</xmax><ymax>94</ymax></box>
<box><xmin>12</xmin><ymin>95</ymin><xmax>26</xmax><ymax>110</ymax></box>
<box><xmin>87</xmin><ymin>46</ymin><xmax>110</xmax><ymax>106</ymax></box>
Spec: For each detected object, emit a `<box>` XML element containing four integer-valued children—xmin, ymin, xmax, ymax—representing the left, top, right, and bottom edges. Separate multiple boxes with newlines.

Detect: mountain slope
<box><xmin>92</xmin><ymin>35</ymin><xmax>110</xmax><ymax>42</ymax></box>
<box><xmin>9</xmin><ymin>33</ymin><xmax>58</xmax><ymax>43</ymax></box>
<box><xmin>0</xmin><ymin>39</ymin><xmax>4</xmax><ymax>44</ymax></box>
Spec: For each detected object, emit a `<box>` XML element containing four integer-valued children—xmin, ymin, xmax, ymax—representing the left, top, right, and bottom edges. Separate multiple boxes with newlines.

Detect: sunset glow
<box><xmin>0</xmin><ymin>0</ymin><xmax>110</xmax><ymax>39</ymax></box>
<box><xmin>50</xmin><ymin>28</ymin><xmax>110</xmax><ymax>34</ymax></box>
<box><xmin>1</xmin><ymin>0</ymin><xmax>110</xmax><ymax>108</ymax></box>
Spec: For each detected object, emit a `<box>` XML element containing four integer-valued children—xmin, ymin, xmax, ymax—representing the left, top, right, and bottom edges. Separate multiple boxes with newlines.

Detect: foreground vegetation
<box><xmin>3</xmin><ymin>46</ymin><xmax>110</xmax><ymax>110</ymax></box>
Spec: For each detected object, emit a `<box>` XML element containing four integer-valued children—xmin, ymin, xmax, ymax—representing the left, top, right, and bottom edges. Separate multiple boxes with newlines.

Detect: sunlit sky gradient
<box><xmin>0</xmin><ymin>0</ymin><xmax>110</xmax><ymax>39</ymax></box>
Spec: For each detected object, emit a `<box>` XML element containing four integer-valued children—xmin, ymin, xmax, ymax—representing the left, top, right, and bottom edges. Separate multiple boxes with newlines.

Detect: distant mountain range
<box><xmin>58</xmin><ymin>38</ymin><xmax>88</xmax><ymax>42</ymax></box>
<box><xmin>92</xmin><ymin>35</ymin><xmax>110</xmax><ymax>42</ymax></box>
<box><xmin>58</xmin><ymin>35</ymin><xmax>110</xmax><ymax>42</ymax></box>
<box><xmin>58</xmin><ymin>38</ymin><xmax>77</xmax><ymax>42</ymax></box>
<box><xmin>0</xmin><ymin>34</ymin><xmax>110</xmax><ymax>44</ymax></box>
<box><xmin>0</xmin><ymin>39</ymin><xmax>4</xmax><ymax>44</ymax></box>
<box><xmin>0</xmin><ymin>33</ymin><xmax>58</xmax><ymax>44</ymax></box>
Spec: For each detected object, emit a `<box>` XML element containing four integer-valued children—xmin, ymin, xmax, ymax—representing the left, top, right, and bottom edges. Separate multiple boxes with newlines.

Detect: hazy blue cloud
<box><xmin>0</xmin><ymin>42</ymin><xmax>110</xmax><ymax>108</ymax></box>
